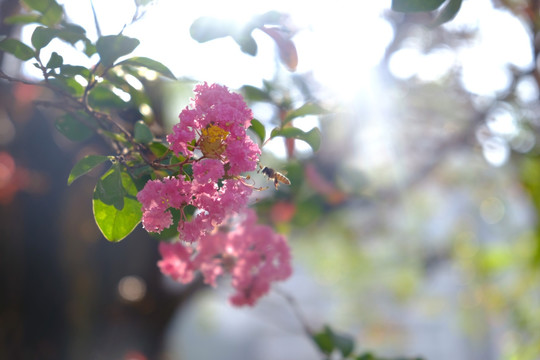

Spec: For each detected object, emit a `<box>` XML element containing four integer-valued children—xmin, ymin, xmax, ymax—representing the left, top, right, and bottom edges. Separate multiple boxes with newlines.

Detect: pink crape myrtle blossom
<box><xmin>166</xmin><ymin>82</ymin><xmax>260</xmax><ymax>175</ymax></box>
<box><xmin>157</xmin><ymin>209</ymin><xmax>293</xmax><ymax>306</ymax></box>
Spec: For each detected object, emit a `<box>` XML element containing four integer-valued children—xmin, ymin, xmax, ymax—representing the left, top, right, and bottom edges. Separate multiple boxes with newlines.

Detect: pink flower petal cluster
<box><xmin>158</xmin><ymin>209</ymin><xmax>292</xmax><ymax>306</ymax></box>
<box><xmin>137</xmin><ymin>83</ymin><xmax>293</xmax><ymax>306</ymax></box>
<box><xmin>167</xmin><ymin>82</ymin><xmax>260</xmax><ymax>175</ymax></box>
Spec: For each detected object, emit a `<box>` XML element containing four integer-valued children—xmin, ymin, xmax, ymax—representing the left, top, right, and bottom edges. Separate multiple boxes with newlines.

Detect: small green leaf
<box><xmin>46</xmin><ymin>52</ymin><xmax>63</xmax><ymax>68</ymax></box>
<box><xmin>270</xmin><ymin>126</ymin><xmax>321</xmax><ymax>152</ymax></box>
<box><xmin>431</xmin><ymin>0</ymin><xmax>462</xmax><ymax>26</ymax></box>
<box><xmin>242</xmin><ymin>85</ymin><xmax>272</xmax><ymax>102</ymax></box>
<box><xmin>392</xmin><ymin>0</ymin><xmax>446</xmax><ymax>12</ymax></box>
<box><xmin>134</xmin><ymin>120</ymin><xmax>153</xmax><ymax>143</ymax></box>
<box><xmin>55</xmin><ymin>113</ymin><xmax>94</xmax><ymax>141</ymax></box>
<box><xmin>31</xmin><ymin>26</ymin><xmax>57</xmax><ymax>50</ymax></box>
<box><xmin>56</xmin><ymin>24</ymin><xmax>87</xmax><ymax>44</ymax></box>
<box><xmin>312</xmin><ymin>326</ymin><xmax>335</xmax><ymax>355</ymax></box>
<box><xmin>249</xmin><ymin>118</ymin><xmax>266</xmax><ymax>144</ymax></box>
<box><xmin>93</xmin><ymin>168</ymin><xmax>142</xmax><ymax>242</ymax></box>
<box><xmin>84</xmin><ymin>40</ymin><xmax>96</xmax><ymax>56</ymax></box>
<box><xmin>96</xmin><ymin>34</ymin><xmax>140</xmax><ymax>67</ymax></box>
<box><xmin>88</xmin><ymin>85</ymin><xmax>128</xmax><ymax>109</ymax></box>
<box><xmin>68</xmin><ymin>155</ymin><xmax>110</xmax><ymax>185</ymax></box>
<box><xmin>0</xmin><ymin>38</ymin><xmax>34</xmax><ymax>61</ymax></box>
<box><xmin>4</xmin><ymin>13</ymin><xmax>41</xmax><ymax>25</ymax></box>
<box><xmin>22</xmin><ymin>0</ymin><xmax>52</xmax><ymax>13</ymax></box>
<box><xmin>284</xmin><ymin>102</ymin><xmax>327</xmax><ymax>126</ymax></box>
<box><xmin>117</xmin><ymin>56</ymin><xmax>175</xmax><ymax>79</ymax></box>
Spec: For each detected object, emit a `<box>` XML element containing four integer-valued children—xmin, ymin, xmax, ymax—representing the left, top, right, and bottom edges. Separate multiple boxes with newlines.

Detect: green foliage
<box><xmin>68</xmin><ymin>155</ymin><xmax>110</xmax><ymax>185</ymax></box>
<box><xmin>391</xmin><ymin>0</ymin><xmax>445</xmax><ymax>12</ymax></box>
<box><xmin>55</xmin><ymin>112</ymin><xmax>95</xmax><ymax>141</ymax></box>
<box><xmin>31</xmin><ymin>26</ymin><xmax>57</xmax><ymax>50</ymax></box>
<box><xmin>87</xmin><ymin>85</ymin><xmax>127</xmax><ymax>109</ymax></box>
<box><xmin>93</xmin><ymin>166</ymin><xmax>142</xmax><ymax>242</ymax></box>
<box><xmin>46</xmin><ymin>52</ymin><xmax>63</xmax><ymax>68</ymax></box>
<box><xmin>312</xmin><ymin>325</ymin><xmax>355</xmax><ymax>357</ymax></box>
<box><xmin>117</xmin><ymin>57</ymin><xmax>176</xmax><ymax>79</ymax></box>
<box><xmin>270</xmin><ymin>126</ymin><xmax>321</xmax><ymax>152</ymax></box>
<box><xmin>0</xmin><ymin>38</ymin><xmax>34</xmax><ymax>60</ymax></box>
<box><xmin>134</xmin><ymin>120</ymin><xmax>153</xmax><ymax>143</ymax></box>
<box><xmin>249</xmin><ymin>119</ymin><xmax>266</xmax><ymax>144</ymax></box>
<box><xmin>96</xmin><ymin>35</ymin><xmax>140</xmax><ymax>67</ymax></box>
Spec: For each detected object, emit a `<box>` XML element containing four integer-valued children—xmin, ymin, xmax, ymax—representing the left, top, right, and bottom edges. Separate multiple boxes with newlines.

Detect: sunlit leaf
<box><xmin>96</xmin><ymin>34</ymin><xmax>140</xmax><ymax>67</ymax></box>
<box><xmin>134</xmin><ymin>120</ymin><xmax>153</xmax><ymax>143</ymax></box>
<box><xmin>55</xmin><ymin>112</ymin><xmax>94</xmax><ymax>141</ymax></box>
<box><xmin>117</xmin><ymin>56</ymin><xmax>176</xmax><ymax>79</ymax></box>
<box><xmin>392</xmin><ymin>0</ymin><xmax>446</xmax><ymax>12</ymax></box>
<box><xmin>149</xmin><ymin>142</ymin><xmax>169</xmax><ymax>157</ymax></box>
<box><xmin>284</xmin><ymin>102</ymin><xmax>327</xmax><ymax>125</ymax></box>
<box><xmin>22</xmin><ymin>0</ymin><xmax>53</xmax><ymax>13</ymax></box>
<box><xmin>431</xmin><ymin>0</ymin><xmax>463</xmax><ymax>26</ymax></box>
<box><xmin>68</xmin><ymin>155</ymin><xmax>110</xmax><ymax>185</ymax></box>
<box><xmin>93</xmin><ymin>168</ymin><xmax>142</xmax><ymax>242</ymax></box>
<box><xmin>270</xmin><ymin>126</ymin><xmax>321</xmax><ymax>152</ymax></box>
<box><xmin>95</xmin><ymin>164</ymin><xmax>124</xmax><ymax>210</ymax></box>
<box><xmin>0</xmin><ymin>38</ymin><xmax>34</xmax><ymax>61</ymax></box>
<box><xmin>249</xmin><ymin>118</ymin><xmax>266</xmax><ymax>144</ymax></box>
<box><xmin>46</xmin><ymin>52</ymin><xmax>63</xmax><ymax>68</ymax></box>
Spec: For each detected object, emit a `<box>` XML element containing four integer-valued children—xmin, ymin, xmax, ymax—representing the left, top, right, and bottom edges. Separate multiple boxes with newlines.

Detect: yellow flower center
<box><xmin>200</xmin><ymin>124</ymin><xmax>229</xmax><ymax>158</ymax></box>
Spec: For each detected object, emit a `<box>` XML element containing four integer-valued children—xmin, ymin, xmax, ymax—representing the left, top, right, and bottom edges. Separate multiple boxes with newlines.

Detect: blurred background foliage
<box><xmin>2</xmin><ymin>0</ymin><xmax>540</xmax><ymax>359</ymax></box>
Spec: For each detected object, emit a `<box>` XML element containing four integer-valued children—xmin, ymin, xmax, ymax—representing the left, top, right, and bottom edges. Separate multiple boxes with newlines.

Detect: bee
<box><xmin>261</xmin><ymin>166</ymin><xmax>291</xmax><ymax>189</ymax></box>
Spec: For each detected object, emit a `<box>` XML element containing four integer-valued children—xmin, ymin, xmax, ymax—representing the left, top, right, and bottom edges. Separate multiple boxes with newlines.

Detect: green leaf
<box><xmin>22</xmin><ymin>0</ymin><xmax>50</xmax><ymax>12</ymax></box>
<box><xmin>59</xmin><ymin>64</ymin><xmax>90</xmax><ymax>78</ymax></box>
<box><xmin>4</xmin><ymin>14</ymin><xmax>41</xmax><ymax>25</ymax></box>
<box><xmin>431</xmin><ymin>0</ymin><xmax>463</xmax><ymax>26</ymax></box>
<box><xmin>39</xmin><ymin>2</ymin><xmax>63</xmax><ymax>26</ymax></box>
<box><xmin>392</xmin><ymin>0</ymin><xmax>446</xmax><ymax>12</ymax></box>
<box><xmin>84</xmin><ymin>40</ymin><xmax>96</xmax><ymax>57</ymax></box>
<box><xmin>117</xmin><ymin>56</ymin><xmax>175</xmax><ymax>79</ymax></box>
<box><xmin>48</xmin><ymin>76</ymin><xmax>84</xmax><ymax>96</ymax></box>
<box><xmin>46</xmin><ymin>51</ymin><xmax>63</xmax><ymax>68</ymax></box>
<box><xmin>56</xmin><ymin>24</ymin><xmax>87</xmax><ymax>44</ymax></box>
<box><xmin>93</xmin><ymin>168</ymin><xmax>142</xmax><ymax>242</ymax></box>
<box><xmin>270</xmin><ymin>126</ymin><xmax>321</xmax><ymax>152</ymax></box>
<box><xmin>96</xmin><ymin>35</ymin><xmax>140</xmax><ymax>67</ymax></box>
<box><xmin>312</xmin><ymin>326</ymin><xmax>335</xmax><ymax>355</ymax></box>
<box><xmin>249</xmin><ymin>118</ymin><xmax>266</xmax><ymax>144</ymax></box>
<box><xmin>149</xmin><ymin>142</ymin><xmax>169</xmax><ymax>157</ymax></box>
<box><xmin>31</xmin><ymin>26</ymin><xmax>57</xmax><ymax>50</ymax></box>
<box><xmin>284</xmin><ymin>102</ymin><xmax>327</xmax><ymax>126</ymax></box>
<box><xmin>233</xmin><ymin>32</ymin><xmax>257</xmax><ymax>56</ymax></box>
<box><xmin>333</xmin><ymin>332</ymin><xmax>355</xmax><ymax>357</ymax></box>
<box><xmin>87</xmin><ymin>85</ymin><xmax>128</xmax><ymax>110</ymax></box>
<box><xmin>0</xmin><ymin>38</ymin><xmax>34</xmax><ymax>61</ymax></box>
<box><xmin>68</xmin><ymin>155</ymin><xmax>110</xmax><ymax>185</ymax></box>
<box><xmin>242</xmin><ymin>85</ymin><xmax>272</xmax><ymax>102</ymax></box>
<box><xmin>190</xmin><ymin>16</ymin><xmax>236</xmax><ymax>43</ymax></box>
<box><xmin>95</xmin><ymin>163</ymin><xmax>124</xmax><ymax>210</ymax></box>
<box><xmin>55</xmin><ymin>112</ymin><xmax>94</xmax><ymax>141</ymax></box>
<box><xmin>134</xmin><ymin>120</ymin><xmax>153</xmax><ymax>143</ymax></box>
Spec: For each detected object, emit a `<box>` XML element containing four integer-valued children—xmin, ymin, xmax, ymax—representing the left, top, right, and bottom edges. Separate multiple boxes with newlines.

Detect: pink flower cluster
<box><xmin>158</xmin><ymin>209</ymin><xmax>292</xmax><ymax>306</ymax></box>
<box><xmin>137</xmin><ymin>83</ymin><xmax>292</xmax><ymax>306</ymax></box>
